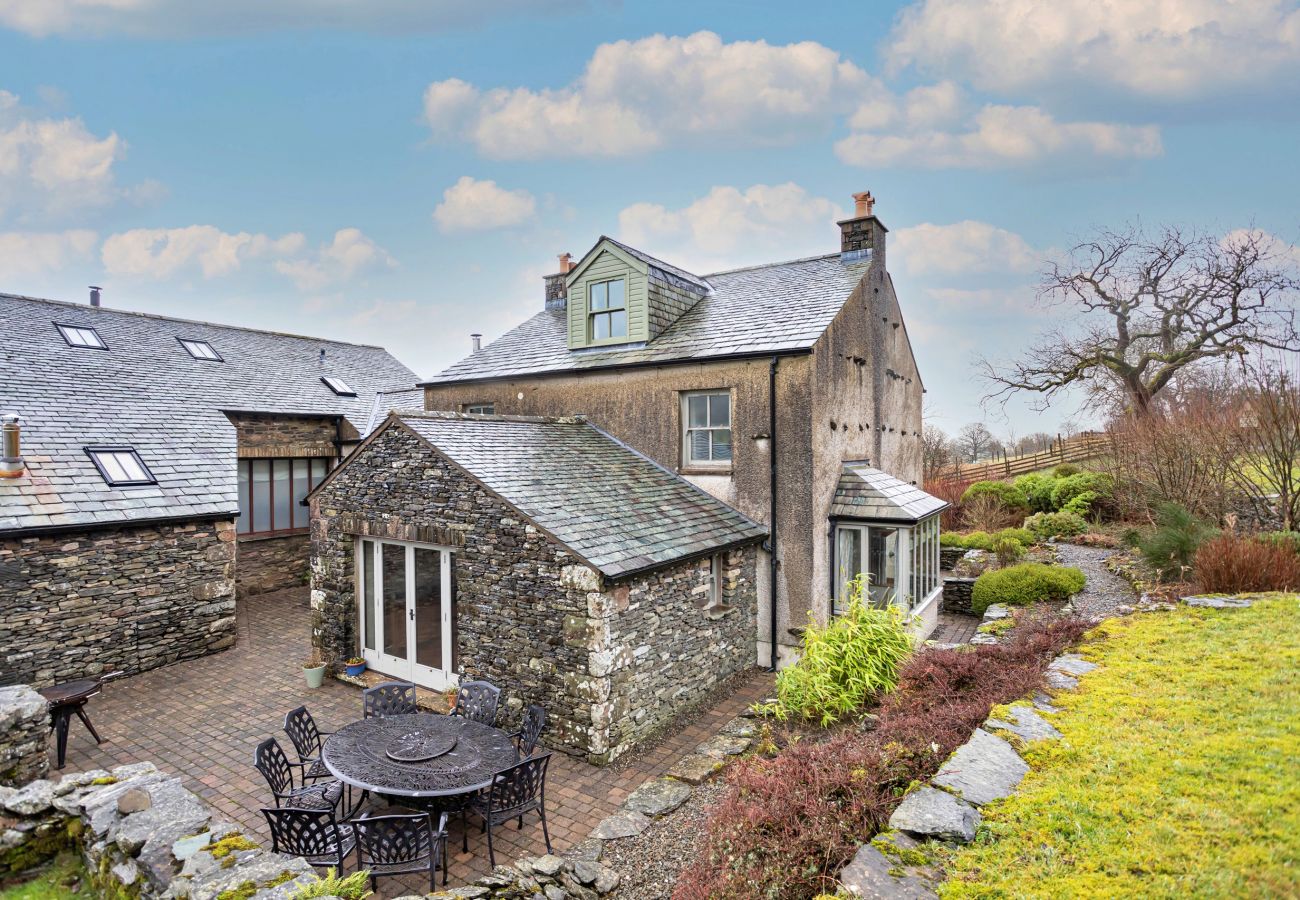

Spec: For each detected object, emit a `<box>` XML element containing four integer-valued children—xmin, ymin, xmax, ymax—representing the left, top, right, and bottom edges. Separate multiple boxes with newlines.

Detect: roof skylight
<box><xmin>321</xmin><ymin>375</ymin><xmax>357</xmax><ymax>397</ymax></box>
<box><xmin>55</xmin><ymin>323</ymin><xmax>107</xmax><ymax>350</ymax></box>
<box><xmin>178</xmin><ymin>338</ymin><xmax>223</xmax><ymax>361</ymax></box>
<box><xmin>85</xmin><ymin>447</ymin><xmax>156</xmax><ymax>487</ymax></box>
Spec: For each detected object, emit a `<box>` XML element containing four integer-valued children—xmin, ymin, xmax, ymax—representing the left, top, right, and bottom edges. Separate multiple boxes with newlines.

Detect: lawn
<box><xmin>0</xmin><ymin>853</ymin><xmax>93</xmax><ymax>899</ymax></box>
<box><xmin>941</xmin><ymin>593</ymin><xmax>1300</xmax><ymax>898</ymax></box>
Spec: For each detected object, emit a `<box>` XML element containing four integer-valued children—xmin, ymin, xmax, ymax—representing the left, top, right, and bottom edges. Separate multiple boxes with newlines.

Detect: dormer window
<box><xmin>86</xmin><ymin>447</ymin><xmax>156</xmax><ymax>486</ymax></box>
<box><xmin>178</xmin><ymin>338</ymin><xmax>222</xmax><ymax>361</ymax></box>
<box><xmin>321</xmin><ymin>376</ymin><xmax>356</xmax><ymax>396</ymax></box>
<box><xmin>56</xmin><ymin>323</ymin><xmax>107</xmax><ymax>349</ymax></box>
<box><xmin>588</xmin><ymin>278</ymin><xmax>627</xmax><ymax>341</ymax></box>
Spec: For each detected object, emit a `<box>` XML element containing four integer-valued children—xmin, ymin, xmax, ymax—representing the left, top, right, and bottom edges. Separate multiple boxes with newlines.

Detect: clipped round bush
<box><xmin>766</xmin><ymin>577</ymin><xmax>914</xmax><ymax>725</ymax></box>
<box><xmin>1025</xmin><ymin>510</ymin><xmax>1088</xmax><ymax>540</ymax></box>
<box><xmin>1052</xmin><ymin>463</ymin><xmax>1081</xmax><ymax>478</ymax></box>
<box><xmin>961</xmin><ymin>480</ymin><xmax>1030</xmax><ymax>514</ymax></box>
<box><xmin>1013</xmin><ymin>473</ymin><xmax>1058</xmax><ymax>513</ymax></box>
<box><xmin>995</xmin><ymin>527</ymin><xmax>1036</xmax><ymax>546</ymax></box>
<box><xmin>971</xmin><ymin>563</ymin><xmax>1087</xmax><ymax>614</ymax></box>
<box><xmin>940</xmin><ymin>531</ymin><xmax>965</xmax><ymax>548</ymax></box>
<box><xmin>1050</xmin><ymin>472</ymin><xmax>1114</xmax><ymax>516</ymax></box>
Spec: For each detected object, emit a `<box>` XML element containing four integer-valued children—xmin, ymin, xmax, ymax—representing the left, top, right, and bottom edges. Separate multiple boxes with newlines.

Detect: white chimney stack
<box><xmin>471</xmin><ymin>333</ymin><xmax>482</xmax><ymax>352</ymax></box>
<box><xmin>0</xmin><ymin>414</ymin><xmax>23</xmax><ymax>478</ymax></box>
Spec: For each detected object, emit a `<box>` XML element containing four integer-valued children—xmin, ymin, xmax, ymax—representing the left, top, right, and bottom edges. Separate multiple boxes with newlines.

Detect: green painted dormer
<box><xmin>566</xmin><ymin>237</ymin><xmax>710</xmax><ymax>350</ymax></box>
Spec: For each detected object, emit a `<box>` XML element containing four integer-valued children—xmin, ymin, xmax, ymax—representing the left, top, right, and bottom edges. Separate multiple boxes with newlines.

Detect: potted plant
<box><xmin>302</xmin><ymin>649</ymin><xmax>327</xmax><ymax>689</ymax></box>
<box><xmin>344</xmin><ymin>656</ymin><xmax>367</xmax><ymax>677</ymax></box>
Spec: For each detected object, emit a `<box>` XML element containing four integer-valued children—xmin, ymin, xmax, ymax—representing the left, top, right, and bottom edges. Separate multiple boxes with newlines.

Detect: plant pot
<box><xmin>303</xmin><ymin>664</ymin><xmax>326</xmax><ymax>689</ymax></box>
<box><xmin>344</xmin><ymin>662</ymin><xmax>367</xmax><ymax>677</ymax></box>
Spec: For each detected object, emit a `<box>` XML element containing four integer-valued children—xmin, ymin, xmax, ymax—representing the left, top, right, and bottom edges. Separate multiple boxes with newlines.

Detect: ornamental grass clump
<box><xmin>971</xmin><ymin>562</ymin><xmax>1086</xmax><ymax>614</ymax></box>
<box><xmin>1192</xmin><ymin>534</ymin><xmax>1300</xmax><ymax>593</ymax></box>
<box><xmin>763</xmin><ymin>577</ymin><xmax>913</xmax><ymax>726</ymax></box>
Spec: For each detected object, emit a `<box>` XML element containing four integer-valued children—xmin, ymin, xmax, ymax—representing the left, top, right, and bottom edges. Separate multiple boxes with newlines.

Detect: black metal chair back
<box><xmin>284</xmin><ymin>706</ymin><xmax>325</xmax><ymax>760</ymax></box>
<box><xmin>354</xmin><ymin>810</ymin><xmax>449</xmax><ymax>891</ymax></box>
<box><xmin>262</xmin><ymin>807</ymin><xmax>354</xmax><ymax>870</ymax></box>
<box><xmin>453</xmin><ymin>680</ymin><xmax>501</xmax><ymax>726</ymax></box>
<box><xmin>253</xmin><ymin>737</ymin><xmax>297</xmax><ymax>799</ymax></box>
<box><xmin>470</xmin><ymin>751</ymin><xmax>552</xmax><ymax>866</ymax></box>
<box><xmin>516</xmin><ymin>704</ymin><xmax>546</xmax><ymax>758</ymax></box>
<box><xmin>363</xmin><ymin>681</ymin><xmax>418</xmax><ymax>718</ymax></box>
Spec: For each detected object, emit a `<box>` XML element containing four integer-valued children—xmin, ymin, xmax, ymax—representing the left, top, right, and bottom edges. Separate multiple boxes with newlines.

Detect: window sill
<box><xmin>680</xmin><ymin>467</ymin><xmax>733</xmax><ymax>477</ymax></box>
<box><xmin>237</xmin><ymin>528</ymin><xmax>310</xmax><ymax>543</ymax></box>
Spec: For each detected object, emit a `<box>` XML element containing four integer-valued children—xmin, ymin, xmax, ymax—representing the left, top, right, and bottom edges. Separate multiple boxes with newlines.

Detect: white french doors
<box><xmin>355</xmin><ymin>538</ymin><xmax>456</xmax><ymax>690</ymax></box>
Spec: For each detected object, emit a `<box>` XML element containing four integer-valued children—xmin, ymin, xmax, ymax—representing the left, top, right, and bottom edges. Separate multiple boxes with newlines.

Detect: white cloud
<box><xmin>274</xmin><ymin>227</ymin><xmax>396</xmax><ymax>291</ymax></box>
<box><xmin>892</xmin><ymin>221</ymin><xmax>1040</xmax><ymax>276</ymax></box>
<box><xmin>0</xmin><ymin>0</ymin><xmax>584</xmax><ymax>37</ymax></box>
<box><xmin>101</xmin><ymin>225</ymin><xmax>303</xmax><ymax>279</ymax></box>
<box><xmin>432</xmin><ymin>176</ymin><xmax>536</xmax><ymax>233</ymax></box>
<box><xmin>835</xmin><ymin>103</ymin><xmax>1162</xmax><ymax>169</ymax></box>
<box><xmin>0</xmin><ymin>93</ymin><xmax>129</xmax><ymax>223</ymax></box>
<box><xmin>423</xmin><ymin>31</ymin><xmax>873</xmax><ymax>159</ymax></box>
<box><xmin>617</xmin><ymin>183</ymin><xmax>843</xmax><ymax>273</ymax></box>
<box><xmin>0</xmin><ymin>229</ymin><xmax>96</xmax><ymax>280</ymax></box>
<box><xmin>888</xmin><ymin>0</ymin><xmax>1300</xmax><ymax>101</ymax></box>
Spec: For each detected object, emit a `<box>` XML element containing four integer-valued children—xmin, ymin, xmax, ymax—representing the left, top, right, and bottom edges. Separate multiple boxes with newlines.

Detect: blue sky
<box><xmin>2</xmin><ymin>0</ymin><xmax>1298</xmax><ymax>439</ymax></box>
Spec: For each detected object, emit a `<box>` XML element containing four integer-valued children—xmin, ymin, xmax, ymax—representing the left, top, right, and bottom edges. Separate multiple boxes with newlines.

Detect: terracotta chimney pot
<box><xmin>853</xmin><ymin>191</ymin><xmax>874</xmax><ymax>218</ymax></box>
<box><xmin>558</xmin><ymin>253</ymin><xmax>573</xmax><ymax>274</ymax></box>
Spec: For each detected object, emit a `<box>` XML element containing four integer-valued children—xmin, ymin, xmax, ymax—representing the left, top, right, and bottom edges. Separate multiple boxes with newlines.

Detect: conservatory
<box><xmin>828</xmin><ymin>462</ymin><xmax>948</xmax><ymax>635</ymax></box>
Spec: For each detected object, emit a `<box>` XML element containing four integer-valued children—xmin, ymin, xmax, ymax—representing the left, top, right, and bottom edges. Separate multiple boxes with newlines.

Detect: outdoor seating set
<box><xmin>252</xmin><ymin>679</ymin><xmax>551</xmax><ymax>892</ymax></box>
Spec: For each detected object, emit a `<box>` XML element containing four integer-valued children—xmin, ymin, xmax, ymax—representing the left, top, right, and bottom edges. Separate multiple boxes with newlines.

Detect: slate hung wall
<box><xmin>309</xmin><ymin>423</ymin><xmax>758</xmax><ymax>763</ymax></box>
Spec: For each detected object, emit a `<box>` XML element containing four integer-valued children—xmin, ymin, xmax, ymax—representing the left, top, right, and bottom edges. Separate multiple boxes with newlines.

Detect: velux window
<box><xmin>463</xmin><ymin>403</ymin><xmax>494</xmax><ymax>415</ymax></box>
<box><xmin>588</xmin><ymin>278</ymin><xmax>627</xmax><ymax>341</ymax></box>
<box><xmin>56</xmin><ymin>323</ymin><xmax>107</xmax><ymax>349</ymax></box>
<box><xmin>321</xmin><ymin>376</ymin><xmax>356</xmax><ymax>397</ymax></box>
<box><xmin>178</xmin><ymin>338</ymin><xmax>222</xmax><ymax>361</ymax></box>
<box><xmin>86</xmin><ymin>447</ymin><xmax>155</xmax><ymax>486</ymax></box>
<box><xmin>237</xmin><ymin>457</ymin><xmax>331</xmax><ymax>535</ymax></box>
<box><xmin>682</xmin><ymin>391</ymin><xmax>732</xmax><ymax>468</ymax></box>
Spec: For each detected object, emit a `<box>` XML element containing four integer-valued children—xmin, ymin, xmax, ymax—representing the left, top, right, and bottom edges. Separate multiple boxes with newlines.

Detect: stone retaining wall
<box><xmin>0</xmin><ymin>685</ymin><xmax>48</xmax><ymax>788</ymax></box>
<box><xmin>0</xmin><ymin>520</ymin><xmax>236</xmax><ymax>687</ymax></box>
<box><xmin>236</xmin><ymin>533</ymin><xmax>309</xmax><ymax>597</ymax></box>
<box><xmin>942</xmin><ymin>577</ymin><xmax>977</xmax><ymax>615</ymax></box>
<box><xmin>939</xmin><ymin>547</ymin><xmax>966</xmax><ymax>570</ymax></box>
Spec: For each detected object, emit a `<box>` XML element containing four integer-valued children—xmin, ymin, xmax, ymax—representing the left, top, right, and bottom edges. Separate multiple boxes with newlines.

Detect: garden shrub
<box><xmin>995</xmin><ymin>526</ymin><xmax>1035</xmax><ymax>546</ymax></box>
<box><xmin>961</xmin><ymin>480</ymin><xmax>1029</xmax><ymax>513</ymax></box>
<box><xmin>971</xmin><ymin>562</ymin><xmax>1086</xmax><ymax>614</ymax></box>
<box><xmin>1050</xmin><ymin>472</ymin><xmax>1114</xmax><ymax>517</ymax></box>
<box><xmin>1024</xmin><ymin>510</ymin><xmax>1088</xmax><ymax>540</ymax></box>
<box><xmin>678</xmin><ymin>611</ymin><xmax>1089</xmax><ymax>900</ymax></box>
<box><xmin>1073</xmin><ymin>531</ymin><xmax>1120</xmax><ymax>549</ymax></box>
<box><xmin>1013</xmin><ymin>473</ymin><xmax>1058</xmax><ymax>513</ymax></box>
<box><xmin>940</xmin><ymin>530</ymin><xmax>964</xmax><ymax>548</ymax></box>
<box><xmin>1132</xmin><ymin>502</ymin><xmax>1216</xmax><ymax>580</ymax></box>
<box><xmin>1052</xmin><ymin>463</ymin><xmax>1081</xmax><ymax>478</ymax></box>
<box><xmin>961</xmin><ymin>493</ymin><xmax>1025</xmax><ymax>532</ymax></box>
<box><xmin>1259</xmin><ymin>531</ymin><xmax>1300</xmax><ymax>555</ymax></box>
<box><xmin>1192</xmin><ymin>535</ymin><xmax>1300</xmax><ymax>593</ymax></box>
<box><xmin>991</xmin><ymin>536</ymin><xmax>1025</xmax><ymax>567</ymax></box>
<box><xmin>762</xmin><ymin>577</ymin><xmax>913</xmax><ymax>726</ymax></box>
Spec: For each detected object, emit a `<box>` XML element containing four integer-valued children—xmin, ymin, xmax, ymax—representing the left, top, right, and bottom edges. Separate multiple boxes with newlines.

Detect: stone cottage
<box><xmin>308</xmin><ymin>411</ymin><xmax>767</xmax><ymax>762</ymax></box>
<box><xmin>0</xmin><ymin>291</ymin><xmax>416</xmax><ymax>687</ymax></box>
<box><xmin>418</xmin><ymin>191</ymin><xmax>942</xmax><ymax>664</ymax></box>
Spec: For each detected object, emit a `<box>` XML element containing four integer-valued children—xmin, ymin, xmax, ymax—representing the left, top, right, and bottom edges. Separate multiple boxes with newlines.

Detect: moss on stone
<box><xmin>870</xmin><ymin>832</ymin><xmax>930</xmax><ymax>868</ymax></box>
<box><xmin>976</xmin><ymin>617</ymin><xmax>1015</xmax><ymax>636</ymax></box>
<box><xmin>89</xmin><ymin>777</ymin><xmax>118</xmax><ymax>786</ymax></box>
<box><xmin>208</xmin><ymin>834</ymin><xmax>258</xmax><ymax>860</ymax></box>
<box><xmin>215</xmin><ymin>880</ymin><xmax>258</xmax><ymax>900</ymax></box>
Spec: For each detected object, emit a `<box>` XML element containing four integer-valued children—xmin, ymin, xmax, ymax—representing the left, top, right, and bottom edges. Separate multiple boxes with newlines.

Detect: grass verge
<box><xmin>0</xmin><ymin>853</ymin><xmax>92</xmax><ymax>899</ymax></box>
<box><xmin>940</xmin><ymin>593</ymin><xmax>1300</xmax><ymax>898</ymax></box>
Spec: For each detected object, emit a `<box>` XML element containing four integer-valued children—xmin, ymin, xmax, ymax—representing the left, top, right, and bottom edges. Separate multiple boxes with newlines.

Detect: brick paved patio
<box><xmin>929</xmin><ymin>609</ymin><xmax>981</xmax><ymax>644</ymax></box>
<box><xmin>57</xmin><ymin>588</ymin><xmax>772</xmax><ymax>897</ymax></box>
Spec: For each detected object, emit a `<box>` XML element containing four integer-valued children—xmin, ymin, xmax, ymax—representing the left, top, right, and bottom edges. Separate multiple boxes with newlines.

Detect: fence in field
<box><xmin>945</xmin><ymin>432</ymin><xmax>1111</xmax><ymax>484</ymax></box>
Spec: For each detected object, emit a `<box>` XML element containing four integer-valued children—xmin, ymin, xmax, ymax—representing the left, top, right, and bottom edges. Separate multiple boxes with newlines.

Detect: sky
<box><xmin>2</xmin><ymin>0</ymin><xmax>1298</xmax><ymax>439</ymax></box>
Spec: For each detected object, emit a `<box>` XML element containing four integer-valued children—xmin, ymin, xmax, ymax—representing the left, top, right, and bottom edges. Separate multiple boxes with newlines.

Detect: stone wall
<box><xmin>311</xmin><ymin>423</ymin><xmax>759</xmax><ymax>762</ymax></box>
<box><xmin>943</xmin><ymin>577</ymin><xmax>977</xmax><ymax>616</ymax></box>
<box><xmin>0</xmin><ymin>685</ymin><xmax>48</xmax><ymax>787</ymax></box>
<box><xmin>226</xmin><ymin>411</ymin><xmax>352</xmax><ymax>458</ymax></box>
<box><xmin>940</xmin><ymin>547</ymin><xmax>966</xmax><ymax>570</ymax></box>
<box><xmin>0</xmin><ymin>520</ymin><xmax>236</xmax><ymax>687</ymax></box>
<box><xmin>235</xmin><ymin>533</ymin><xmax>309</xmax><ymax>597</ymax></box>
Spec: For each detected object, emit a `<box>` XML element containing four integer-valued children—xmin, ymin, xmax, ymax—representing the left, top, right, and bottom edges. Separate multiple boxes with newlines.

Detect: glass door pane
<box><xmin>835</xmin><ymin>526</ymin><xmax>864</xmax><ymax>614</ymax></box>
<box><xmin>380</xmin><ymin>543</ymin><xmax>407</xmax><ymax>659</ymax></box>
<box><xmin>868</xmin><ymin>528</ymin><xmax>899</xmax><ymax>609</ymax></box>
<box><xmin>413</xmin><ymin>548</ymin><xmax>443</xmax><ymax>671</ymax></box>
<box><xmin>361</xmin><ymin>540</ymin><xmax>375</xmax><ymax>652</ymax></box>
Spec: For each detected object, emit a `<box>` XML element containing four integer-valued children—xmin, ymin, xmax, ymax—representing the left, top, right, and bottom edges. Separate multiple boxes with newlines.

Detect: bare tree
<box><xmin>983</xmin><ymin>226</ymin><xmax>1300</xmax><ymax>416</ymax></box>
<box><xmin>921</xmin><ymin>424</ymin><xmax>956</xmax><ymax>482</ymax></box>
<box><xmin>957</xmin><ymin>422</ymin><xmax>995</xmax><ymax>462</ymax></box>
<box><xmin>1221</xmin><ymin>357</ymin><xmax>1300</xmax><ymax>531</ymax></box>
<box><xmin>1017</xmin><ymin>432</ymin><xmax>1055</xmax><ymax>455</ymax></box>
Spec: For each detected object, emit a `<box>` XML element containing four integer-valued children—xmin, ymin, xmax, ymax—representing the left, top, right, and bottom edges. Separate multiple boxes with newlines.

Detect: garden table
<box><xmin>321</xmin><ymin>713</ymin><xmax>517</xmax><ymax>802</ymax></box>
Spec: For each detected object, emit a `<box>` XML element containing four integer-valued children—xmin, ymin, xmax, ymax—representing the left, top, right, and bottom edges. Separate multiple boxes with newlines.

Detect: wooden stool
<box><xmin>39</xmin><ymin>678</ymin><xmax>105</xmax><ymax>769</ymax></box>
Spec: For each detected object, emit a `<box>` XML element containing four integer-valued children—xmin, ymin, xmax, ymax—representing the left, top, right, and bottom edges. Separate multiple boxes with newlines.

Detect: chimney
<box><xmin>89</xmin><ymin>285</ymin><xmax>101</xmax><ymax>307</ymax></box>
<box><xmin>471</xmin><ymin>333</ymin><xmax>482</xmax><ymax>352</ymax></box>
<box><xmin>837</xmin><ymin>190</ymin><xmax>887</xmax><ymax>264</ymax></box>
<box><xmin>0</xmin><ymin>414</ymin><xmax>23</xmax><ymax>478</ymax></box>
<box><xmin>543</xmin><ymin>252</ymin><xmax>573</xmax><ymax>312</ymax></box>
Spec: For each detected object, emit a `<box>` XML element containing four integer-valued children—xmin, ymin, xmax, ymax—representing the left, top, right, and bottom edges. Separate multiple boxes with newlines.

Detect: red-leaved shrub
<box><xmin>674</xmin><ymin>611</ymin><xmax>1088</xmax><ymax>900</ymax></box>
<box><xmin>1193</xmin><ymin>534</ymin><xmax>1300</xmax><ymax>593</ymax></box>
<box><xmin>925</xmin><ymin>477</ymin><xmax>971</xmax><ymax>531</ymax></box>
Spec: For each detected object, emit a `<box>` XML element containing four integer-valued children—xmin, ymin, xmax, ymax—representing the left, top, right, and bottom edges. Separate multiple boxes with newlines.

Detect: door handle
<box><xmin>409</xmin><ymin>609</ymin><xmax>415</xmax><ymax>622</ymax></box>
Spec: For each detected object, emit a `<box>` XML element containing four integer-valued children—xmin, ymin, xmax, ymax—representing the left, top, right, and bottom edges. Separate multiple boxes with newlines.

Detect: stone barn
<box><xmin>308</xmin><ymin>411</ymin><xmax>767</xmax><ymax>763</ymax></box>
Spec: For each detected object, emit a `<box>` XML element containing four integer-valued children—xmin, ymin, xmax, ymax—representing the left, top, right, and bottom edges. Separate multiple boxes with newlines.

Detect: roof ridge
<box><xmin>395</xmin><ymin>410</ymin><xmax>587</xmax><ymax>426</ymax></box>
<box><xmin>599</xmin><ymin>235</ymin><xmax>711</xmax><ymax>288</ymax></box>
<box><xmin>703</xmin><ymin>251</ymin><xmax>843</xmax><ymax>277</ymax></box>
<box><xmin>0</xmin><ymin>291</ymin><xmax>395</xmax><ymax>352</ymax></box>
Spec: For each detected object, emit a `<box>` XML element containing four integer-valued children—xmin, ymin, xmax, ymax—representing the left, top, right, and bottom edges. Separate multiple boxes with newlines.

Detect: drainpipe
<box><xmin>333</xmin><ymin>416</ymin><xmax>345</xmax><ymax>464</ymax></box>
<box><xmin>768</xmin><ymin>355</ymin><xmax>779</xmax><ymax>671</ymax></box>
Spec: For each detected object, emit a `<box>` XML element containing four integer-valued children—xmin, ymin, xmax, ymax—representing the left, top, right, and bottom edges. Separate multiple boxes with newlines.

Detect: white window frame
<box><xmin>178</xmin><ymin>338</ymin><xmax>223</xmax><ymax>361</ymax></box>
<box><xmin>681</xmin><ymin>390</ymin><xmax>733</xmax><ymax>471</ymax></box>
<box><xmin>463</xmin><ymin>403</ymin><xmax>495</xmax><ymax>415</ymax></box>
<box><xmin>321</xmin><ymin>375</ymin><xmax>357</xmax><ymax>397</ymax></box>
<box><xmin>56</xmin><ymin>323</ymin><xmax>107</xmax><ymax>350</ymax></box>
<box><xmin>85</xmin><ymin>446</ymin><xmax>155</xmax><ymax>487</ymax></box>
<box><xmin>833</xmin><ymin>516</ymin><xmax>943</xmax><ymax>618</ymax></box>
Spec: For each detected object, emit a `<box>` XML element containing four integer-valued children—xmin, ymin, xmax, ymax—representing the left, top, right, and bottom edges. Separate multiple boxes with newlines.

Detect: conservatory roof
<box><xmin>829</xmin><ymin>462</ymin><xmax>948</xmax><ymax>524</ymax></box>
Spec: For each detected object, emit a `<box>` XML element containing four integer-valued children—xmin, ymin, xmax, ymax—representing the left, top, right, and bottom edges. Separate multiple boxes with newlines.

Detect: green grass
<box><xmin>940</xmin><ymin>593</ymin><xmax>1300</xmax><ymax>899</ymax></box>
<box><xmin>0</xmin><ymin>853</ymin><xmax>92</xmax><ymax>899</ymax></box>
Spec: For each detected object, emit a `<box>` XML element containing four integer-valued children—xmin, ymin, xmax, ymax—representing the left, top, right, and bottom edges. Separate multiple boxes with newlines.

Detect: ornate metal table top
<box><xmin>322</xmin><ymin>713</ymin><xmax>517</xmax><ymax>798</ymax></box>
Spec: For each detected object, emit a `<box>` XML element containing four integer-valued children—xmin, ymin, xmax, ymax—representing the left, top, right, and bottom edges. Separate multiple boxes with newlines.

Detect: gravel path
<box><xmin>602</xmin><ymin>778</ymin><xmax>727</xmax><ymax>900</ymax></box>
<box><xmin>1055</xmin><ymin>543</ymin><xmax>1139</xmax><ymax>620</ymax></box>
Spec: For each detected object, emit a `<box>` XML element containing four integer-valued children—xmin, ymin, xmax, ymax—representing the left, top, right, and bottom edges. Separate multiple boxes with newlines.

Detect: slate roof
<box><xmin>364</xmin><ymin>386</ymin><xmax>426</xmax><ymax>436</ymax></box>
<box><xmin>0</xmin><ymin>292</ymin><xmax>417</xmax><ymax>534</ymax></box>
<box><xmin>427</xmin><ymin>251</ymin><xmax>870</xmax><ymax>384</ymax></box>
<box><xmin>386</xmin><ymin>412</ymin><xmax>768</xmax><ymax>579</ymax></box>
<box><xmin>829</xmin><ymin>462</ymin><xmax>948</xmax><ymax>523</ymax></box>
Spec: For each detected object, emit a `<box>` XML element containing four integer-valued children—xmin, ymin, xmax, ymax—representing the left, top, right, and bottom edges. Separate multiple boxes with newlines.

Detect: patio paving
<box><xmin>56</xmin><ymin>587</ymin><xmax>772</xmax><ymax>897</ymax></box>
<box><xmin>929</xmin><ymin>610</ymin><xmax>981</xmax><ymax>644</ymax></box>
